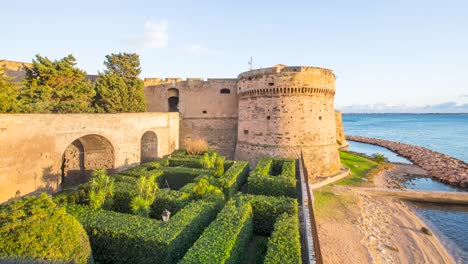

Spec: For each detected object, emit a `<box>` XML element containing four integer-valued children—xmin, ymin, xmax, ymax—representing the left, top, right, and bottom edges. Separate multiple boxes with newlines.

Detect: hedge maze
<box><xmin>0</xmin><ymin>151</ymin><xmax>303</xmax><ymax>264</ymax></box>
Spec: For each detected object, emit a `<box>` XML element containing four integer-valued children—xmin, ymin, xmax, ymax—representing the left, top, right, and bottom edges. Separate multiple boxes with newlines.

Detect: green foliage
<box><xmin>247</xmin><ymin>158</ymin><xmax>297</xmax><ymax>198</ymax></box>
<box><xmin>372</xmin><ymin>153</ymin><xmax>389</xmax><ymax>163</ymax></box>
<box><xmin>20</xmin><ymin>54</ymin><xmax>95</xmax><ymax>113</ymax></box>
<box><xmin>150</xmin><ymin>189</ymin><xmax>192</xmax><ymax>219</ymax></box>
<box><xmin>216</xmin><ymin>161</ymin><xmax>249</xmax><ymax>199</ymax></box>
<box><xmin>130</xmin><ymin>174</ymin><xmax>159</xmax><ymax>217</ymax></box>
<box><xmin>201</xmin><ymin>151</ymin><xmax>217</xmax><ymax>169</ymax></box>
<box><xmin>111</xmin><ymin>181</ymin><xmax>137</xmax><ymax>213</ymax></box>
<box><xmin>168</xmin><ymin>157</ymin><xmax>204</xmax><ymax>168</ymax></box>
<box><xmin>68</xmin><ymin>199</ymin><xmax>219</xmax><ymax>264</ymax></box>
<box><xmin>88</xmin><ymin>168</ymin><xmax>114</xmax><ymax>209</ymax></box>
<box><xmin>264</xmin><ymin>214</ymin><xmax>302</xmax><ymax>264</ymax></box>
<box><xmin>94</xmin><ymin>53</ymin><xmax>146</xmax><ymax>113</ymax></box>
<box><xmin>0</xmin><ymin>193</ymin><xmax>92</xmax><ymax>264</ymax></box>
<box><xmin>179</xmin><ymin>201</ymin><xmax>253</xmax><ymax>264</ymax></box>
<box><xmin>191</xmin><ymin>178</ymin><xmax>224</xmax><ymax>203</ymax></box>
<box><xmin>0</xmin><ymin>68</ymin><xmax>20</xmax><ymax>113</ymax></box>
<box><xmin>213</xmin><ymin>156</ymin><xmax>225</xmax><ymax>177</ymax></box>
<box><xmin>238</xmin><ymin>194</ymin><xmax>298</xmax><ymax>236</ymax></box>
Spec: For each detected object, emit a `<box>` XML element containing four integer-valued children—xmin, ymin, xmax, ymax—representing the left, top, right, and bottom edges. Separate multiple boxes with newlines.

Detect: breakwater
<box><xmin>346</xmin><ymin>135</ymin><xmax>468</xmax><ymax>188</ymax></box>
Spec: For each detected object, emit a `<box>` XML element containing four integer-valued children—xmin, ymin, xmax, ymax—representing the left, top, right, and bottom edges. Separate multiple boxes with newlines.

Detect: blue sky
<box><xmin>1</xmin><ymin>0</ymin><xmax>467</xmax><ymax>111</ymax></box>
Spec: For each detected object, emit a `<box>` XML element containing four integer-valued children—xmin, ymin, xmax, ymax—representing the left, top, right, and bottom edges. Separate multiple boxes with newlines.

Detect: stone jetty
<box><xmin>346</xmin><ymin>135</ymin><xmax>468</xmax><ymax>188</ymax></box>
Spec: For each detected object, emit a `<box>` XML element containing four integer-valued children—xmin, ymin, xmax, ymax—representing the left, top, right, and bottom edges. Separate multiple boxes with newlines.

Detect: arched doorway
<box><xmin>61</xmin><ymin>134</ymin><xmax>115</xmax><ymax>187</ymax></box>
<box><xmin>141</xmin><ymin>131</ymin><xmax>158</xmax><ymax>163</ymax></box>
<box><xmin>168</xmin><ymin>88</ymin><xmax>179</xmax><ymax>112</ymax></box>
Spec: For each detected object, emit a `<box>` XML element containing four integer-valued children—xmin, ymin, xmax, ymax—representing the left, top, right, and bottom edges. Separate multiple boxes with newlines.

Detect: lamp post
<box><xmin>162</xmin><ymin>209</ymin><xmax>171</xmax><ymax>223</ymax></box>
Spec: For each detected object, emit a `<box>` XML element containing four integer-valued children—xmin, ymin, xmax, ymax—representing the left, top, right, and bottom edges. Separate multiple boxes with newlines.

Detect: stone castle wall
<box><xmin>235</xmin><ymin>65</ymin><xmax>342</xmax><ymax>177</ymax></box>
<box><xmin>144</xmin><ymin>78</ymin><xmax>239</xmax><ymax>157</ymax></box>
<box><xmin>335</xmin><ymin>110</ymin><xmax>348</xmax><ymax>149</ymax></box>
<box><xmin>0</xmin><ymin>113</ymin><xmax>179</xmax><ymax>203</ymax></box>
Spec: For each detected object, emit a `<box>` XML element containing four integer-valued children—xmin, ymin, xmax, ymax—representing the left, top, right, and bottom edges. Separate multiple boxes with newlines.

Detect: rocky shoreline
<box><xmin>347</xmin><ymin>135</ymin><xmax>468</xmax><ymax>188</ymax></box>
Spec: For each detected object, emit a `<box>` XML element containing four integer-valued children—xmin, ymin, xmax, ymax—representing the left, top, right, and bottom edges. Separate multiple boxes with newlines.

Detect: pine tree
<box><xmin>94</xmin><ymin>53</ymin><xmax>147</xmax><ymax>113</ymax></box>
<box><xmin>20</xmin><ymin>54</ymin><xmax>95</xmax><ymax>113</ymax></box>
<box><xmin>0</xmin><ymin>68</ymin><xmax>20</xmax><ymax>113</ymax></box>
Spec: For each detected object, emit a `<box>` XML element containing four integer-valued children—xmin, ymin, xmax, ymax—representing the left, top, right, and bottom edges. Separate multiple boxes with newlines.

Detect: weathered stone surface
<box><xmin>0</xmin><ymin>113</ymin><xmax>179</xmax><ymax>203</ymax></box>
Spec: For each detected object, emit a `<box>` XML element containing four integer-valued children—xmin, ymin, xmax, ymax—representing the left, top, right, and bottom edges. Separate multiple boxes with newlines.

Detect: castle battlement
<box><xmin>238</xmin><ymin>64</ymin><xmax>335</xmax><ymax>79</ymax></box>
<box><xmin>144</xmin><ymin>77</ymin><xmax>237</xmax><ymax>87</ymax></box>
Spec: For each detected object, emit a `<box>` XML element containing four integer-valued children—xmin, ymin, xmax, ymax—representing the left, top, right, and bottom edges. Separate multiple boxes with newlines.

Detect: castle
<box><xmin>145</xmin><ymin>64</ymin><xmax>347</xmax><ymax>177</ymax></box>
<box><xmin>0</xmin><ymin>61</ymin><xmax>347</xmax><ymax>202</ymax></box>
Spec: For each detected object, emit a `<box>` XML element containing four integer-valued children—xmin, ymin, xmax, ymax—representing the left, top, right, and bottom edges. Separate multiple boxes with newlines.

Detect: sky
<box><xmin>1</xmin><ymin>0</ymin><xmax>467</xmax><ymax>112</ymax></box>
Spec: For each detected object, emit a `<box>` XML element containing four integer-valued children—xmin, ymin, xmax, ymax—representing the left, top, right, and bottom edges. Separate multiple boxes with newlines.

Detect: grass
<box><xmin>335</xmin><ymin>151</ymin><xmax>379</xmax><ymax>186</ymax></box>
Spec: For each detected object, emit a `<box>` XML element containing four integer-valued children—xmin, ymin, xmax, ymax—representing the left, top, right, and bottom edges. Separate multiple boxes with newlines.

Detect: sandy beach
<box><xmin>315</xmin><ymin>163</ymin><xmax>455</xmax><ymax>264</ymax></box>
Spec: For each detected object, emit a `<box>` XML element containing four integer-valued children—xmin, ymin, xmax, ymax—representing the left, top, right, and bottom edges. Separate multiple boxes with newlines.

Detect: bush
<box><xmin>180</xmin><ymin>200</ymin><xmax>253</xmax><ymax>264</ymax></box>
<box><xmin>88</xmin><ymin>168</ymin><xmax>115</xmax><ymax>209</ymax></box>
<box><xmin>217</xmin><ymin>161</ymin><xmax>249</xmax><ymax>199</ymax></box>
<box><xmin>67</xmin><ymin>199</ymin><xmax>219</xmax><ymax>264</ymax></box>
<box><xmin>201</xmin><ymin>151</ymin><xmax>217</xmax><ymax>169</ymax></box>
<box><xmin>131</xmin><ymin>174</ymin><xmax>159</xmax><ymax>217</ymax></box>
<box><xmin>184</xmin><ymin>138</ymin><xmax>209</xmax><ymax>155</ymax></box>
<box><xmin>0</xmin><ymin>193</ymin><xmax>92</xmax><ymax>264</ymax></box>
<box><xmin>238</xmin><ymin>194</ymin><xmax>298</xmax><ymax>235</ymax></box>
<box><xmin>247</xmin><ymin>158</ymin><xmax>297</xmax><ymax>198</ymax></box>
<box><xmin>168</xmin><ymin>157</ymin><xmax>204</xmax><ymax>168</ymax></box>
<box><xmin>264</xmin><ymin>213</ymin><xmax>302</xmax><ymax>264</ymax></box>
<box><xmin>372</xmin><ymin>153</ymin><xmax>388</xmax><ymax>163</ymax></box>
<box><xmin>157</xmin><ymin>167</ymin><xmax>212</xmax><ymax>189</ymax></box>
<box><xmin>150</xmin><ymin>189</ymin><xmax>192</xmax><ymax>219</ymax></box>
<box><xmin>111</xmin><ymin>181</ymin><xmax>137</xmax><ymax>213</ymax></box>
<box><xmin>213</xmin><ymin>156</ymin><xmax>225</xmax><ymax>177</ymax></box>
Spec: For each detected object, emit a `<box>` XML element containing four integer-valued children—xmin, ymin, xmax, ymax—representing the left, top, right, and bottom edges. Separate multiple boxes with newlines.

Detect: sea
<box><xmin>343</xmin><ymin>113</ymin><xmax>468</xmax><ymax>264</ymax></box>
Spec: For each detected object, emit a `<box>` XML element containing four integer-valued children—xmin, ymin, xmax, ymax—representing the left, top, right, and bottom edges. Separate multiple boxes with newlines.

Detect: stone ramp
<box><xmin>336</xmin><ymin>186</ymin><xmax>468</xmax><ymax>205</ymax></box>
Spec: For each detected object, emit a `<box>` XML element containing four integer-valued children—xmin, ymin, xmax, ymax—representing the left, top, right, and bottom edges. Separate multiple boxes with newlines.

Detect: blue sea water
<box><xmin>343</xmin><ymin>114</ymin><xmax>468</xmax><ymax>263</ymax></box>
<box><xmin>343</xmin><ymin>114</ymin><xmax>468</xmax><ymax>162</ymax></box>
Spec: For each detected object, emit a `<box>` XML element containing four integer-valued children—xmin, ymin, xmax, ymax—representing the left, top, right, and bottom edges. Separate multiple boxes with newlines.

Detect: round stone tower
<box><xmin>234</xmin><ymin>64</ymin><xmax>342</xmax><ymax>177</ymax></box>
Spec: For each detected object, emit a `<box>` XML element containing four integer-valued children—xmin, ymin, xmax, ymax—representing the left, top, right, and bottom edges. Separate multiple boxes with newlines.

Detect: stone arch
<box><xmin>141</xmin><ymin>131</ymin><xmax>158</xmax><ymax>163</ymax></box>
<box><xmin>61</xmin><ymin>134</ymin><xmax>115</xmax><ymax>187</ymax></box>
<box><xmin>168</xmin><ymin>88</ymin><xmax>179</xmax><ymax>112</ymax></box>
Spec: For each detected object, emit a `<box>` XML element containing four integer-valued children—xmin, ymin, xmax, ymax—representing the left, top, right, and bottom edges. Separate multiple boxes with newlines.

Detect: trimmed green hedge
<box><xmin>67</xmin><ymin>199</ymin><xmax>219</xmax><ymax>264</ymax></box>
<box><xmin>168</xmin><ymin>157</ymin><xmax>204</xmax><ymax>168</ymax></box>
<box><xmin>180</xmin><ymin>200</ymin><xmax>253</xmax><ymax>264</ymax></box>
<box><xmin>149</xmin><ymin>189</ymin><xmax>192</xmax><ymax>219</ymax></box>
<box><xmin>0</xmin><ymin>193</ymin><xmax>92</xmax><ymax>264</ymax></box>
<box><xmin>237</xmin><ymin>194</ymin><xmax>298</xmax><ymax>236</ymax></box>
<box><xmin>264</xmin><ymin>213</ymin><xmax>302</xmax><ymax>264</ymax></box>
<box><xmin>112</xmin><ymin>181</ymin><xmax>137</xmax><ymax>213</ymax></box>
<box><xmin>247</xmin><ymin>158</ymin><xmax>297</xmax><ymax>198</ymax></box>
<box><xmin>217</xmin><ymin>161</ymin><xmax>249</xmax><ymax>199</ymax></box>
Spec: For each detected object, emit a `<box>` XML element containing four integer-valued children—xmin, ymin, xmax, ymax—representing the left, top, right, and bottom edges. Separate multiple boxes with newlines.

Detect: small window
<box><xmin>268</xmin><ymin>82</ymin><xmax>274</xmax><ymax>86</ymax></box>
<box><xmin>319</xmin><ymin>116</ymin><xmax>322</xmax><ymax>120</ymax></box>
<box><xmin>267</xmin><ymin>116</ymin><xmax>271</xmax><ymax>120</ymax></box>
<box><xmin>202</xmin><ymin>110</ymin><xmax>207</xmax><ymax>114</ymax></box>
<box><xmin>220</xmin><ymin>88</ymin><xmax>231</xmax><ymax>94</ymax></box>
<box><xmin>244</xmin><ymin>130</ymin><xmax>249</xmax><ymax>135</ymax></box>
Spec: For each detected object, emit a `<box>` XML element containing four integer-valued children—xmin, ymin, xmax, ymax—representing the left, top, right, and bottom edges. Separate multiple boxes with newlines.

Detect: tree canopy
<box><xmin>94</xmin><ymin>53</ymin><xmax>147</xmax><ymax>113</ymax></box>
<box><xmin>20</xmin><ymin>54</ymin><xmax>95</xmax><ymax>113</ymax></box>
<box><xmin>0</xmin><ymin>68</ymin><xmax>19</xmax><ymax>113</ymax></box>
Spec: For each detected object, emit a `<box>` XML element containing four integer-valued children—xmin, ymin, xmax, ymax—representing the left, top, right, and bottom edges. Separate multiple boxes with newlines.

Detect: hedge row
<box><xmin>0</xmin><ymin>194</ymin><xmax>92</xmax><ymax>264</ymax></box>
<box><xmin>264</xmin><ymin>213</ymin><xmax>302</xmax><ymax>264</ymax></box>
<box><xmin>149</xmin><ymin>189</ymin><xmax>192</xmax><ymax>219</ymax></box>
<box><xmin>67</xmin><ymin>199</ymin><xmax>219</xmax><ymax>264</ymax></box>
<box><xmin>213</xmin><ymin>161</ymin><xmax>249</xmax><ymax>199</ymax></box>
<box><xmin>179</xmin><ymin>200</ymin><xmax>253</xmax><ymax>264</ymax></box>
<box><xmin>247</xmin><ymin>158</ymin><xmax>297</xmax><ymax>198</ymax></box>
<box><xmin>237</xmin><ymin>194</ymin><xmax>298</xmax><ymax>236</ymax></box>
<box><xmin>168</xmin><ymin>157</ymin><xmax>204</xmax><ymax>168</ymax></box>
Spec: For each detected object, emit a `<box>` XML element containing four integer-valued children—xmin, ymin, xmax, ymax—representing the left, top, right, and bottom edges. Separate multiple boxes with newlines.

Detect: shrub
<box><xmin>213</xmin><ymin>156</ymin><xmax>225</xmax><ymax>177</ymax></box>
<box><xmin>131</xmin><ymin>174</ymin><xmax>159</xmax><ymax>217</ymax></box>
<box><xmin>237</xmin><ymin>194</ymin><xmax>298</xmax><ymax>235</ymax></box>
<box><xmin>179</xmin><ymin>200</ymin><xmax>253</xmax><ymax>264</ymax></box>
<box><xmin>372</xmin><ymin>153</ymin><xmax>388</xmax><ymax>163</ymax></box>
<box><xmin>67</xmin><ymin>200</ymin><xmax>219</xmax><ymax>264</ymax></box>
<box><xmin>157</xmin><ymin>167</ymin><xmax>212</xmax><ymax>189</ymax></box>
<box><xmin>168</xmin><ymin>157</ymin><xmax>204</xmax><ymax>168</ymax></box>
<box><xmin>0</xmin><ymin>193</ymin><xmax>92</xmax><ymax>264</ymax></box>
<box><xmin>201</xmin><ymin>151</ymin><xmax>217</xmax><ymax>169</ymax></box>
<box><xmin>89</xmin><ymin>168</ymin><xmax>115</xmax><ymax>209</ymax></box>
<box><xmin>112</xmin><ymin>181</ymin><xmax>137</xmax><ymax>213</ymax></box>
<box><xmin>247</xmin><ymin>158</ymin><xmax>297</xmax><ymax>198</ymax></box>
<box><xmin>150</xmin><ymin>189</ymin><xmax>192</xmax><ymax>219</ymax></box>
<box><xmin>217</xmin><ymin>161</ymin><xmax>249</xmax><ymax>199</ymax></box>
<box><xmin>184</xmin><ymin>138</ymin><xmax>209</xmax><ymax>155</ymax></box>
<box><xmin>264</xmin><ymin>213</ymin><xmax>302</xmax><ymax>264</ymax></box>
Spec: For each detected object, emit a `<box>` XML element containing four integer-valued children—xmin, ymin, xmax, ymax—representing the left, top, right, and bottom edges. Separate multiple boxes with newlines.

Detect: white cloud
<box><xmin>184</xmin><ymin>45</ymin><xmax>209</xmax><ymax>56</ymax></box>
<box><xmin>129</xmin><ymin>20</ymin><xmax>168</xmax><ymax>49</ymax></box>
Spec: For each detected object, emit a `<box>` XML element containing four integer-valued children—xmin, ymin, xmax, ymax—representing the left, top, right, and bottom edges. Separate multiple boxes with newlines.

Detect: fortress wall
<box><xmin>335</xmin><ymin>110</ymin><xmax>348</xmax><ymax>148</ymax></box>
<box><xmin>145</xmin><ymin>78</ymin><xmax>239</xmax><ymax>157</ymax></box>
<box><xmin>235</xmin><ymin>65</ymin><xmax>342</xmax><ymax>177</ymax></box>
<box><xmin>0</xmin><ymin>113</ymin><xmax>179</xmax><ymax>203</ymax></box>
